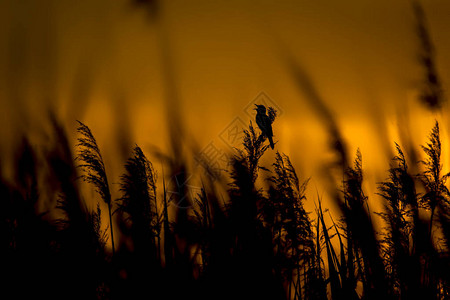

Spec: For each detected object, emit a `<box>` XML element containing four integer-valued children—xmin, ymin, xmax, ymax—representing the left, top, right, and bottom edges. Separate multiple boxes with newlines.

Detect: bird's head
<box><xmin>254</xmin><ymin>104</ymin><xmax>266</xmax><ymax>113</ymax></box>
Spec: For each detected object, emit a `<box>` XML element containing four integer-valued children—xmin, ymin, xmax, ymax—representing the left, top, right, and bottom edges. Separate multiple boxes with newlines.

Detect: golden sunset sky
<box><xmin>1</xmin><ymin>0</ymin><xmax>449</xmax><ymax>214</ymax></box>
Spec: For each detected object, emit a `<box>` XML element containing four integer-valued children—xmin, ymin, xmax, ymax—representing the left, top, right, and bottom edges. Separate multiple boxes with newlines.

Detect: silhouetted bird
<box><xmin>255</xmin><ymin>104</ymin><xmax>275</xmax><ymax>149</ymax></box>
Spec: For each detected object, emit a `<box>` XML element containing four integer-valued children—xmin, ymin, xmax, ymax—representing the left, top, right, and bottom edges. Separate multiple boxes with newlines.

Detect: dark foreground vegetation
<box><xmin>1</xmin><ymin>113</ymin><xmax>449</xmax><ymax>300</ymax></box>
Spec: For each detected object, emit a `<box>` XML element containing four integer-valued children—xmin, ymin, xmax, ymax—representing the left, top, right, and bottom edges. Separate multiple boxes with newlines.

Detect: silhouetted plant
<box><xmin>3</xmin><ymin>114</ymin><xmax>450</xmax><ymax>300</ymax></box>
<box><xmin>268</xmin><ymin>107</ymin><xmax>278</xmax><ymax>124</ymax></box>
<box><xmin>49</xmin><ymin>117</ymin><xmax>110</xmax><ymax>299</ymax></box>
<box><xmin>117</xmin><ymin>145</ymin><xmax>160</xmax><ymax>258</ymax></box>
<box><xmin>76</xmin><ymin>120</ymin><xmax>116</xmax><ymax>255</ymax></box>
<box><xmin>191</xmin><ymin>186</ymin><xmax>212</xmax><ymax>272</ymax></box>
<box><xmin>235</xmin><ymin>121</ymin><xmax>270</xmax><ymax>183</ymax></box>
<box><xmin>114</xmin><ymin>145</ymin><xmax>164</xmax><ymax>298</ymax></box>
<box><xmin>377</xmin><ymin>143</ymin><xmax>419</xmax><ymax>298</ymax></box>
<box><xmin>225</xmin><ymin>121</ymin><xmax>286</xmax><ymax>300</ymax></box>
<box><xmin>418</xmin><ymin>121</ymin><xmax>450</xmax><ymax>236</ymax></box>
<box><xmin>265</xmin><ymin>152</ymin><xmax>315</xmax><ymax>299</ymax></box>
<box><xmin>416</xmin><ymin>121</ymin><xmax>450</xmax><ymax>299</ymax></box>
<box><xmin>413</xmin><ymin>0</ymin><xmax>445</xmax><ymax>109</ymax></box>
<box><xmin>342</xmin><ymin>149</ymin><xmax>390</xmax><ymax>299</ymax></box>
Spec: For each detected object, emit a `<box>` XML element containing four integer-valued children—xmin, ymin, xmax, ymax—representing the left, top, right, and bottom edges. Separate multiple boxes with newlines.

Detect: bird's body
<box><xmin>255</xmin><ymin>105</ymin><xmax>275</xmax><ymax>149</ymax></box>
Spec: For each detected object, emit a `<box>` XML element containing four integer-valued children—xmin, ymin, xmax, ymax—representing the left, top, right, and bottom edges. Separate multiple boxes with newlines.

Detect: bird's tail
<box><xmin>268</xmin><ymin>136</ymin><xmax>274</xmax><ymax>149</ymax></box>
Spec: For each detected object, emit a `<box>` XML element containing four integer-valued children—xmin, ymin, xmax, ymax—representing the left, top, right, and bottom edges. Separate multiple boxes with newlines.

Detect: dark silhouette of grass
<box><xmin>116</xmin><ymin>145</ymin><xmax>160</xmax><ymax>258</ymax></box>
<box><xmin>1</xmin><ymin>114</ymin><xmax>450</xmax><ymax>300</ymax></box>
<box><xmin>418</xmin><ymin>121</ymin><xmax>450</xmax><ymax>237</ymax></box>
<box><xmin>264</xmin><ymin>152</ymin><xmax>323</xmax><ymax>299</ymax></box>
<box><xmin>76</xmin><ymin>120</ymin><xmax>116</xmax><ymax>256</ymax></box>
<box><xmin>112</xmin><ymin>145</ymin><xmax>164</xmax><ymax>298</ymax></box>
<box><xmin>412</xmin><ymin>0</ymin><xmax>445</xmax><ymax>110</ymax></box>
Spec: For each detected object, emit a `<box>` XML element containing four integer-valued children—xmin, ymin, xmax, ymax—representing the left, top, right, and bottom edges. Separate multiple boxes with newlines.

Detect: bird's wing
<box><xmin>263</xmin><ymin>115</ymin><xmax>273</xmax><ymax>136</ymax></box>
<box><xmin>256</xmin><ymin>114</ymin><xmax>266</xmax><ymax>132</ymax></box>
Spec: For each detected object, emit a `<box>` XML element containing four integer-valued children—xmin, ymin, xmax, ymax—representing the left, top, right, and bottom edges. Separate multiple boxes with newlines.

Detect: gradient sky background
<box><xmin>1</xmin><ymin>0</ymin><xmax>449</xmax><ymax>214</ymax></box>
